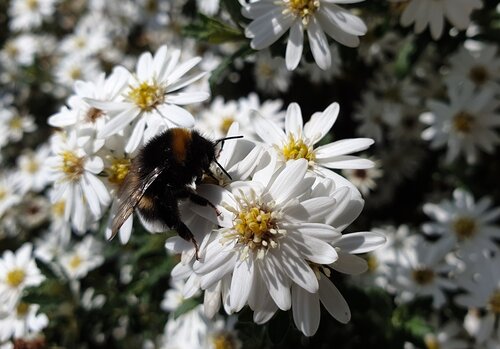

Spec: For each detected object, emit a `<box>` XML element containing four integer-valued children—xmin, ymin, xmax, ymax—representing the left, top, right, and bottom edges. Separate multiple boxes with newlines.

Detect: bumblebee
<box><xmin>111</xmin><ymin>128</ymin><xmax>241</xmax><ymax>257</ymax></box>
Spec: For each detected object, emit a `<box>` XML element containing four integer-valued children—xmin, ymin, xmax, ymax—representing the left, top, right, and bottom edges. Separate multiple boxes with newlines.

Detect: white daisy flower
<box><xmin>253</xmin><ymin>50</ymin><xmax>292</xmax><ymax>95</ymax></box>
<box><xmin>16</xmin><ymin>145</ymin><xmax>51</xmax><ymax>194</ymax></box>
<box><xmin>242</xmin><ymin>0</ymin><xmax>367</xmax><ymax>70</ymax></box>
<box><xmin>447</xmin><ymin>44</ymin><xmax>500</xmax><ymax>91</ymax></box>
<box><xmin>392</xmin><ymin>236</ymin><xmax>456</xmax><ymax>309</ymax></box>
<box><xmin>420</xmin><ymin>81</ymin><xmax>500</xmax><ymax>164</ymax></box>
<box><xmin>0</xmin><ymin>303</ymin><xmax>48</xmax><ymax>342</ymax></box>
<box><xmin>48</xmin><ymin>68</ymin><xmax>129</xmax><ymax>132</ymax></box>
<box><xmin>0</xmin><ymin>35</ymin><xmax>38</xmax><ymax>67</ymax></box>
<box><xmin>46</xmin><ymin>131</ymin><xmax>111</xmax><ymax>233</ymax></box>
<box><xmin>342</xmin><ymin>158</ymin><xmax>383</xmax><ymax>196</ymax></box>
<box><xmin>0</xmin><ymin>108</ymin><xmax>36</xmax><ymax>143</ymax></box>
<box><xmin>254</xmin><ymin>101</ymin><xmax>374</xmax><ymax>194</ymax></box>
<box><xmin>54</xmin><ymin>54</ymin><xmax>101</xmax><ymax>90</ymax></box>
<box><xmin>421</xmin><ymin>320</ymin><xmax>470</xmax><ymax>349</ymax></box>
<box><xmin>8</xmin><ymin>0</ymin><xmax>58</xmax><ymax>31</ymax></box>
<box><xmin>192</xmin><ymin>159</ymin><xmax>342</xmax><ymax>321</ymax></box>
<box><xmin>422</xmin><ymin>188</ymin><xmax>500</xmax><ymax>257</ymax></box>
<box><xmin>58</xmin><ymin>236</ymin><xmax>104</xmax><ymax>280</ymax></box>
<box><xmin>88</xmin><ymin>45</ymin><xmax>209</xmax><ymax>154</ymax></box>
<box><xmin>0</xmin><ymin>243</ymin><xmax>45</xmax><ymax>310</ymax></box>
<box><xmin>238</xmin><ymin>93</ymin><xmax>286</xmax><ymax>139</ymax></box>
<box><xmin>390</xmin><ymin>0</ymin><xmax>483</xmax><ymax>40</ymax></box>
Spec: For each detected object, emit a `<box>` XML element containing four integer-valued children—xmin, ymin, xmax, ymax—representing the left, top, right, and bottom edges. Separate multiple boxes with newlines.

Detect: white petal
<box><xmin>292</xmin><ymin>284</ymin><xmax>320</xmax><ymax>336</ymax></box>
<box><xmin>230</xmin><ymin>257</ymin><xmax>254</xmax><ymax>312</ymax></box>
<box><xmin>319</xmin><ymin>276</ymin><xmax>350</xmax><ymax>323</ymax></box>
<box><xmin>285</xmin><ymin>103</ymin><xmax>304</xmax><ymax>136</ymax></box>
<box><xmin>335</xmin><ymin>232</ymin><xmax>386</xmax><ymax>254</ymax></box>
<box><xmin>286</xmin><ymin>22</ymin><xmax>304</xmax><ymax>71</ymax></box>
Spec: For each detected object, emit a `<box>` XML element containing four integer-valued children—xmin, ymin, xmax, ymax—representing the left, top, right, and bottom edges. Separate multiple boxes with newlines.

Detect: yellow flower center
<box><xmin>25</xmin><ymin>159</ymin><xmax>39</xmax><ymax>173</ymax></box>
<box><xmin>69</xmin><ymin>68</ymin><xmax>82</xmax><ymax>80</ymax></box>
<box><xmin>128</xmin><ymin>81</ymin><xmax>166</xmax><ymax>112</ymax></box>
<box><xmin>220</xmin><ymin>117</ymin><xmax>235</xmax><ymax>135</ymax></box>
<box><xmin>488</xmin><ymin>289</ymin><xmax>500</xmax><ymax>314</ymax></box>
<box><xmin>27</xmin><ymin>0</ymin><xmax>38</xmax><ymax>10</ymax></box>
<box><xmin>106</xmin><ymin>157</ymin><xmax>131</xmax><ymax>186</ymax></box>
<box><xmin>75</xmin><ymin>37</ymin><xmax>87</xmax><ymax>49</ymax></box>
<box><xmin>469</xmin><ymin>65</ymin><xmax>489</xmax><ymax>85</ymax></box>
<box><xmin>86</xmin><ymin>107</ymin><xmax>105</xmax><ymax>123</ymax></box>
<box><xmin>0</xmin><ymin>187</ymin><xmax>6</xmax><ymax>200</ymax></box>
<box><xmin>424</xmin><ymin>334</ymin><xmax>440</xmax><ymax>349</ymax></box>
<box><xmin>60</xmin><ymin>150</ymin><xmax>85</xmax><ymax>182</ymax></box>
<box><xmin>69</xmin><ymin>255</ymin><xmax>82</xmax><ymax>270</ymax></box>
<box><xmin>257</xmin><ymin>62</ymin><xmax>274</xmax><ymax>79</ymax></box>
<box><xmin>212</xmin><ymin>333</ymin><xmax>238</xmax><ymax>349</ymax></box>
<box><xmin>223</xmin><ymin>192</ymin><xmax>285</xmax><ymax>259</ymax></box>
<box><xmin>52</xmin><ymin>200</ymin><xmax>65</xmax><ymax>218</ymax></box>
<box><xmin>453</xmin><ymin>111</ymin><xmax>474</xmax><ymax>133</ymax></box>
<box><xmin>16</xmin><ymin>302</ymin><xmax>29</xmax><ymax>317</ymax></box>
<box><xmin>282</xmin><ymin>135</ymin><xmax>315</xmax><ymax>162</ymax></box>
<box><xmin>6</xmin><ymin>268</ymin><xmax>26</xmax><ymax>287</ymax></box>
<box><xmin>9</xmin><ymin>116</ymin><xmax>23</xmax><ymax>130</ymax></box>
<box><xmin>412</xmin><ymin>267</ymin><xmax>435</xmax><ymax>286</ymax></box>
<box><xmin>286</xmin><ymin>0</ymin><xmax>320</xmax><ymax>25</ymax></box>
<box><xmin>366</xmin><ymin>254</ymin><xmax>379</xmax><ymax>273</ymax></box>
<box><xmin>453</xmin><ymin>216</ymin><xmax>477</xmax><ymax>240</ymax></box>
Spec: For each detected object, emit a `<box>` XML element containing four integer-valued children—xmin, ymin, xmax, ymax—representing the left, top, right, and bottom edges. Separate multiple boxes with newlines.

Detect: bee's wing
<box><xmin>109</xmin><ymin>164</ymin><xmax>164</xmax><ymax>240</ymax></box>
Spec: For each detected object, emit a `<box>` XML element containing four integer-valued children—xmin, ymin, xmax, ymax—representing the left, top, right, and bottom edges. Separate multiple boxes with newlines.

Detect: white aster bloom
<box><xmin>46</xmin><ymin>131</ymin><xmax>111</xmax><ymax>233</ymax></box>
<box><xmin>0</xmin><ymin>35</ymin><xmax>38</xmax><ymax>67</ymax></box>
<box><xmin>447</xmin><ymin>44</ymin><xmax>500</xmax><ymax>92</ymax></box>
<box><xmin>423</xmin><ymin>188</ymin><xmax>500</xmax><ymax>257</ymax></box>
<box><xmin>0</xmin><ymin>303</ymin><xmax>48</xmax><ymax>342</ymax></box>
<box><xmin>193</xmin><ymin>159</ymin><xmax>342</xmax><ymax>322</ymax></box>
<box><xmin>243</xmin><ymin>0</ymin><xmax>367</xmax><ymax>70</ymax></box>
<box><xmin>0</xmin><ymin>244</ymin><xmax>45</xmax><ymax>310</ymax></box>
<box><xmin>48</xmin><ymin>69</ymin><xmax>128</xmax><ymax>132</ymax></box>
<box><xmin>393</xmin><ymin>236</ymin><xmax>456</xmax><ymax>309</ymax></box>
<box><xmin>253</xmin><ymin>50</ymin><xmax>292</xmax><ymax>95</ymax></box>
<box><xmin>255</xmin><ymin>101</ymin><xmax>374</xmax><ymax>194</ymax></box>
<box><xmin>390</xmin><ymin>0</ymin><xmax>483</xmax><ymax>40</ymax></box>
<box><xmin>0</xmin><ymin>108</ymin><xmax>36</xmax><ymax>143</ymax></box>
<box><xmin>16</xmin><ymin>145</ymin><xmax>51</xmax><ymax>194</ymax></box>
<box><xmin>54</xmin><ymin>54</ymin><xmax>101</xmax><ymax>90</ymax></box>
<box><xmin>88</xmin><ymin>45</ymin><xmax>209</xmax><ymax>154</ymax></box>
<box><xmin>421</xmin><ymin>81</ymin><xmax>500</xmax><ymax>164</ymax></box>
<box><xmin>8</xmin><ymin>0</ymin><xmax>58</xmax><ymax>31</ymax></box>
<box><xmin>58</xmin><ymin>236</ymin><xmax>104</xmax><ymax>280</ymax></box>
<box><xmin>342</xmin><ymin>158</ymin><xmax>383</xmax><ymax>196</ymax></box>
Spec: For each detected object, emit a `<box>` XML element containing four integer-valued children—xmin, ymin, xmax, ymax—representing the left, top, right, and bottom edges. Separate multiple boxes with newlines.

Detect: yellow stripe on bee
<box><xmin>138</xmin><ymin>195</ymin><xmax>154</xmax><ymax>210</ymax></box>
<box><xmin>171</xmin><ymin>128</ymin><xmax>192</xmax><ymax>164</ymax></box>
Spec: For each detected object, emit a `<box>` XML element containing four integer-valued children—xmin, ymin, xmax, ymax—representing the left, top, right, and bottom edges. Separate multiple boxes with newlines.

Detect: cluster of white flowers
<box><xmin>0</xmin><ymin>0</ymin><xmax>499</xmax><ymax>347</ymax></box>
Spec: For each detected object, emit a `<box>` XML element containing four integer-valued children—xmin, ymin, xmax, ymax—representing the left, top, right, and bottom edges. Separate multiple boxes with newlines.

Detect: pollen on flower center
<box><xmin>453</xmin><ymin>111</ymin><xmax>474</xmax><ymax>133</ymax></box>
<box><xmin>6</xmin><ymin>268</ymin><xmax>26</xmax><ymax>287</ymax></box>
<box><xmin>488</xmin><ymin>289</ymin><xmax>500</xmax><ymax>314</ymax></box>
<box><xmin>366</xmin><ymin>254</ymin><xmax>379</xmax><ymax>273</ymax></box>
<box><xmin>223</xmin><ymin>191</ymin><xmax>285</xmax><ymax>258</ymax></box>
<box><xmin>86</xmin><ymin>107</ymin><xmax>105</xmax><ymax>123</ymax></box>
<box><xmin>469</xmin><ymin>65</ymin><xmax>489</xmax><ymax>85</ymax></box>
<box><xmin>60</xmin><ymin>150</ymin><xmax>85</xmax><ymax>181</ymax></box>
<box><xmin>282</xmin><ymin>135</ymin><xmax>315</xmax><ymax>162</ymax></box>
<box><xmin>16</xmin><ymin>302</ymin><xmax>29</xmax><ymax>317</ymax></box>
<box><xmin>212</xmin><ymin>332</ymin><xmax>238</xmax><ymax>349</ymax></box>
<box><xmin>220</xmin><ymin>117</ymin><xmax>235</xmax><ymax>134</ymax></box>
<box><xmin>0</xmin><ymin>187</ymin><xmax>6</xmax><ymax>200</ymax></box>
<box><xmin>412</xmin><ymin>267</ymin><xmax>435</xmax><ymax>286</ymax></box>
<box><xmin>27</xmin><ymin>0</ymin><xmax>38</xmax><ymax>10</ymax></box>
<box><xmin>106</xmin><ymin>157</ymin><xmax>131</xmax><ymax>186</ymax></box>
<box><xmin>69</xmin><ymin>255</ymin><xmax>82</xmax><ymax>270</ymax></box>
<box><xmin>52</xmin><ymin>200</ymin><xmax>65</xmax><ymax>218</ymax></box>
<box><xmin>9</xmin><ymin>116</ymin><xmax>23</xmax><ymax>130</ymax></box>
<box><xmin>128</xmin><ymin>81</ymin><xmax>166</xmax><ymax>112</ymax></box>
<box><xmin>285</xmin><ymin>0</ymin><xmax>320</xmax><ymax>25</ymax></box>
<box><xmin>424</xmin><ymin>334</ymin><xmax>440</xmax><ymax>349</ymax></box>
<box><xmin>453</xmin><ymin>216</ymin><xmax>477</xmax><ymax>240</ymax></box>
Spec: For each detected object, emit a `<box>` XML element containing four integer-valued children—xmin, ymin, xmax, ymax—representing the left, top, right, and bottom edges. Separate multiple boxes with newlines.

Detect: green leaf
<box><xmin>183</xmin><ymin>14</ymin><xmax>245</xmax><ymax>44</ymax></box>
<box><xmin>394</xmin><ymin>40</ymin><xmax>416</xmax><ymax>78</ymax></box>
<box><xmin>173</xmin><ymin>298</ymin><xmax>200</xmax><ymax>319</ymax></box>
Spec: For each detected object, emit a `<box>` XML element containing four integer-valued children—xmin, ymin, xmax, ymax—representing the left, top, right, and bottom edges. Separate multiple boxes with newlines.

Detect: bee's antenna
<box><xmin>214</xmin><ymin>160</ymin><xmax>232</xmax><ymax>180</ymax></box>
<box><xmin>215</xmin><ymin>135</ymin><xmax>244</xmax><ymax>152</ymax></box>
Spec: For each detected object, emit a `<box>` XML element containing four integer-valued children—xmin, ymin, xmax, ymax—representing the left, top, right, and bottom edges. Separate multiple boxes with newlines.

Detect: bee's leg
<box><xmin>176</xmin><ymin>187</ymin><xmax>222</xmax><ymax>216</ymax></box>
<box><xmin>175</xmin><ymin>221</ymin><xmax>200</xmax><ymax>260</ymax></box>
